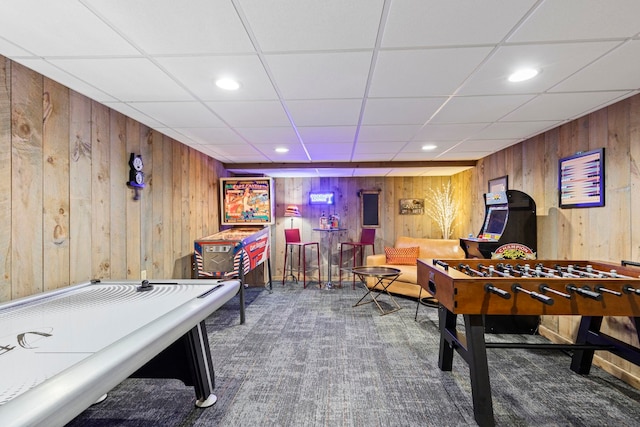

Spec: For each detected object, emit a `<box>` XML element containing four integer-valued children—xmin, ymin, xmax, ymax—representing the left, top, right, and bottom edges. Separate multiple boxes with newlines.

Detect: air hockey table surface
<box><xmin>0</xmin><ymin>278</ymin><xmax>240</xmax><ymax>427</ymax></box>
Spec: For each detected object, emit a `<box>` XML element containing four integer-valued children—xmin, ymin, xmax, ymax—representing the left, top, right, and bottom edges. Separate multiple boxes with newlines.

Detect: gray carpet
<box><xmin>67</xmin><ymin>282</ymin><xmax>640</xmax><ymax>426</ymax></box>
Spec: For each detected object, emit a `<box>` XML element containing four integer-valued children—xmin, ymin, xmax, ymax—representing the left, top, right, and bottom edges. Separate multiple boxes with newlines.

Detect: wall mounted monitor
<box><xmin>558</xmin><ymin>148</ymin><xmax>605</xmax><ymax>209</ymax></box>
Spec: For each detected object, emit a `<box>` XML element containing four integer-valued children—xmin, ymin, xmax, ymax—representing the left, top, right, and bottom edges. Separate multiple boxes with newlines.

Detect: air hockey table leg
<box><xmin>131</xmin><ymin>321</ymin><xmax>217</xmax><ymax>407</ymax></box>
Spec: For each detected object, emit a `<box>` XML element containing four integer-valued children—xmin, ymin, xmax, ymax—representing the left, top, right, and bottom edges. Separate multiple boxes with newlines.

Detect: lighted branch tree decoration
<box><xmin>425</xmin><ymin>182</ymin><xmax>459</xmax><ymax>239</ymax></box>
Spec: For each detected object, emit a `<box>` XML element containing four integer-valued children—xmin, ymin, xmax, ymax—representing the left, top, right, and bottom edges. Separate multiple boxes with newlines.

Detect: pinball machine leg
<box><xmin>464</xmin><ymin>314</ymin><xmax>495</xmax><ymax>427</ymax></box>
<box><xmin>570</xmin><ymin>316</ymin><xmax>603</xmax><ymax>374</ymax></box>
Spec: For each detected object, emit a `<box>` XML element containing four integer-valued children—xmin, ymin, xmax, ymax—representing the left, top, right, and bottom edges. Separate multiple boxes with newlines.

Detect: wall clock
<box><xmin>127</xmin><ymin>153</ymin><xmax>145</xmax><ymax>200</ymax></box>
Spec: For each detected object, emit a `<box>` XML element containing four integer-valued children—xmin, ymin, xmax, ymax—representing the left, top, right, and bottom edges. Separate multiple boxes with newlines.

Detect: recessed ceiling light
<box><xmin>508</xmin><ymin>68</ymin><xmax>539</xmax><ymax>82</ymax></box>
<box><xmin>215</xmin><ymin>78</ymin><xmax>240</xmax><ymax>90</ymax></box>
<box><xmin>421</xmin><ymin>144</ymin><xmax>437</xmax><ymax>151</ymax></box>
<box><xmin>275</xmin><ymin>147</ymin><xmax>289</xmax><ymax>153</ymax></box>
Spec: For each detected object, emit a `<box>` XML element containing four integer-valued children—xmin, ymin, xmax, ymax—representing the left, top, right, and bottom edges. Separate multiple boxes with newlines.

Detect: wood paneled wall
<box><xmin>0</xmin><ymin>58</ymin><xmax>225</xmax><ymax>302</ymax></box>
<box><xmin>472</xmin><ymin>94</ymin><xmax>640</xmax><ymax>387</ymax></box>
<box><xmin>272</xmin><ymin>173</ymin><xmax>474</xmax><ymax>279</ymax></box>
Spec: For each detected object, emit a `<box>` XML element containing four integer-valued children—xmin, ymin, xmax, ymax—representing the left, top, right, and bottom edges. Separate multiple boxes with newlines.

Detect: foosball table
<box><xmin>417</xmin><ymin>258</ymin><xmax>640</xmax><ymax>427</ymax></box>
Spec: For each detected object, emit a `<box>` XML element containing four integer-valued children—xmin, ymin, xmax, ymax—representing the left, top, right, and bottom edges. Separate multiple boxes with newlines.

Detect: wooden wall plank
<box><xmin>125</xmin><ymin>118</ymin><xmax>141</xmax><ymax>279</ymax></box>
<box><xmin>42</xmin><ymin>78</ymin><xmax>70</xmax><ymax>291</ymax></box>
<box><xmin>91</xmin><ymin>101</ymin><xmax>111</xmax><ymax>280</ymax></box>
<box><xmin>139</xmin><ymin>126</ymin><xmax>153</xmax><ymax>277</ymax></box>
<box><xmin>69</xmin><ymin>90</ymin><xmax>92</xmax><ymax>283</ymax></box>
<box><xmin>151</xmin><ymin>129</ymin><xmax>164</xmax><ymax>279</ymax></box>
<box><xmin>11</xmin><ymin>63</ymin><xmax>43</xmax><ymax>298</ymax></box>
<box><xmin>0</xmin><ymin>57</ymin><xmax>11</xmax><ymax>302</ymax></box>
<box><xmin>161</xmin><ymin>135</ymin><xmax>174</xmax><ymax>277</ymax></box>
<box><xmin>109</xmin><ymin>110</ymin><xmax>127</xmax><ymax>279</ymax></box>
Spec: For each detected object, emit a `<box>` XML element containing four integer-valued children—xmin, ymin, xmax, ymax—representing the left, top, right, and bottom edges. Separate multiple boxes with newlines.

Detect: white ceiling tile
<box><xmin>357</xmin><ymin>125</ymin><xmax>422</xmax><ymax>142</ymax></box>
<box><xmin>205</xmin><ymin>100</ymin><xmax>290</xmax><ymax>127</ymax></box>
<box><xmin>47</xmin><ymin>58</ymin><xmax>194</xmax><ymax>101</ymax></box>
<box><xmin>176</xmin><ymin>128</ymin><xmax>247</xmax><ymax>145</ymax></box>
<box><xmin>508</xmin><ymin>0</ymin><xmax>640</xmax><ymax>43</ymax></box>
<box><xmin>86</xmin><ymin>0</ymin><xmax>254</xmax><ymax>54</ymax></box>
<box><xmin>0</xmin><ymin>39</ymin><xmax>33</xmax><ymax>57</ymax></box>
<box><xmin>156</xmin><ymin>55</ymin><xmax>278</xmax><ymax>101</ymax></box>
<box><xmin>458</xmin><ymin>41</ymin><xmax>621</xmax><ymax>96</ymax></box>
<box><xmin>305</xmin><ymin>142</ymin><xmax>353</xmax><ymax>158</ymax></box>
<box><xmin>401</xmin><ymin>140</ymin><xmax>461</xmax><ymax>153</ymax></box>
<box><xmin>414</xmin><ymin>123</ymin><xmax>489</xmax><ymax>141</ymax></box>
<box><xmin>0</xmin><ymin>1</ymin><xmax>138</xmax><ymax>56</ymax></box>
<box><xmin>297</xmin><ymin>127</ymin><xmax>357</xmax><ymax>144</ymax></box>
<box><xmin>354</xmin><ymin>142</ymin><xmax>402</xmax><ymax>154</ymax></box>
<box><xmin>286</xmin><ymin>99</ymin><xmax>362</xmax><ymax>126</ymax></box>
<box><xmin>102</xmin><ymin>102</ymin><xmax>165</xmax><ymax>128</ymax></box>
<box><xmin>431</xmin><ymin>95</ymin><xmax>536</xmax><ymax>123</ymax></box>
<box><xmin>383</xmin><ymin>0</ymin><xmax>537</xmax><ymax>47</ymax></box>
<box><xmin>503</xmin><ymin>92</ymin><xmax>630</xmax><ymax>122</ymax></box>
<box><xmin>455</xmin><ymin>139</ymin><xmax>522</xmax><ymax>152</ymax></box>
<box><xmin>239</xmin><ymin>0</ymin><xmax>384</xmax><ymax>51</ymax></box>
<box><xmin>266</xmin><ymin>51</ymin><xmax>372</xmax><ymax>99</ymax></box>
<box><xmin>14</xmin><ymin>58</ymin><xmax>117</xmax><ymax>103</ymax></box>
<box><xmin>129</xmin><ymin>102</ymin><xmax>226</xmax><ymax>127</ymax></box>
<box><xmin>234</xmin><ymin>127</ymin><xmax>300</xmax><ymax>144</ymax></box>
<box><xmin>1</xmin><ymin>1</ymin><xmax>639</xmax><ymax>176</ymax></box>
<box><xmin>552</xmin><ymin>40</ymin><xmax>640</xmax><ymax>92</ymax></box>
<box><xmin>370</xmin><ymin>47</ymin><xmax>493</xmax><ymax>97</ymax></box>
<box><xmin>362</xmin><ymin>98</ymin><xmax>446</xmax><ymax>125</ymax></box>
<box><xmin>475</xmin><ymin>121</ymin><xmax>561</xmax><ymax>139</ymax></box>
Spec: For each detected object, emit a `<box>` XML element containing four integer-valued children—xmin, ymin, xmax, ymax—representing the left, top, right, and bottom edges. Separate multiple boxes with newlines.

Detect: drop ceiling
<box><xmin>1</xmin><ymin>0</ymin><xmax>639</xmax><ymax>177</ymax></box>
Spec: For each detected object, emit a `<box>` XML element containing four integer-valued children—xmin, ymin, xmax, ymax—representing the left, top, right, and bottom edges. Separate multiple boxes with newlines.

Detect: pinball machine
<box><xmin>418</xmin><ymin>258</ymin><xmax>640</xmax><ymax>427</ymax></box>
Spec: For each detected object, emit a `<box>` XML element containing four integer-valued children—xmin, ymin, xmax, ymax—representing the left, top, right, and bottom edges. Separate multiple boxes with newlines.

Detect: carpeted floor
<box><xmin>67</xmin><ymin>282</ymin><xmax>640</xmax><ymax>426</ymax></box>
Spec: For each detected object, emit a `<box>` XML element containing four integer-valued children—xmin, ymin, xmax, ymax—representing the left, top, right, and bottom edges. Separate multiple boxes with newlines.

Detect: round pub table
<box><xmin>348</xmin><ymin>266</ymin><xmax>403</xmax><ymax>315</ymax></box>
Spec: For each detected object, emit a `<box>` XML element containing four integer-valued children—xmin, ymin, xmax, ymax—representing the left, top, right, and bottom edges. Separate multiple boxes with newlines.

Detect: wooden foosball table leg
<box><xmin>437</xmin><ymin>307</ymin><xmax>495</xmax><ymax>427</ymax></box>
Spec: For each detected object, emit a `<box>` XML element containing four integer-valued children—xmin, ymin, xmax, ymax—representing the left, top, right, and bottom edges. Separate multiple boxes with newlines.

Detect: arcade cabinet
<box><xmin>459</xmin><ymin>190</ymin><xmax>537</xmax><ymax>259</ymax></box>
<box><xmin>459</xmin><ymin>189</ymin><xmax>539</xmax><ymax>334</ymax></box>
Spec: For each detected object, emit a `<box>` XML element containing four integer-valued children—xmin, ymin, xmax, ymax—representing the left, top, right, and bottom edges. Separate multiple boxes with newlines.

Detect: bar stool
<box><xmin>339</xmin><ymin>228</ymin><xmax>376</xmax><ymax>288</ymax></box>
<box><xmin>282</xmin><ymin>228</ymin><xmax>321</xmax><ymax>288</ymax></box>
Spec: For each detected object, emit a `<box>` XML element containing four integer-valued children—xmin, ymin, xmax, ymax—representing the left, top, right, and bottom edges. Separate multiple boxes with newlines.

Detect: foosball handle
<box><xmin>433</xmin><ymin>259</ymin><xmax>449</xmax><ymax>271</ymax></box>
<box><xmin>623</xmin><ymin>285</ymin><xmax>640</xmax><ymax>295</ymax></box>
<box><xmin>484</xmin><ymin>283</ymin><xmax>511</xmax><ymax>299</ymax></box>
<box><xmin>566</xmin><ymin>284</ymin><xmax>602</xmax><ymax>300</ymax></box>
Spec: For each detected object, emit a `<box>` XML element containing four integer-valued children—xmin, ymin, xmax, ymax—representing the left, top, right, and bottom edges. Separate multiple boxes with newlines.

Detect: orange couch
<box><xmin>365</xmin><ymin>236</ymin><xmax>465</xmax><ymax>299</ymax></box>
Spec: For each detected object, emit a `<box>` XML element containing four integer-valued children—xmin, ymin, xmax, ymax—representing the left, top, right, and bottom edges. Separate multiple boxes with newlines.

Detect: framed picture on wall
<box><xmin>220</xmin><ymin>177</ymin><xmax>274</xmax><ymax>225</ymax></box>
<box><xmin>399</xmin><ymin>198</ymin><xmax>424</xmax><ymax>215</ymax></box>
<box><xmin>558</xmin><ymin>148</ymin><xmax>605</xmax><ymax>208</ymax></box>
<box><xmin>488</xmin><ymin>175</ymin><xmax>508</xmax><ymax>193</ymax></box>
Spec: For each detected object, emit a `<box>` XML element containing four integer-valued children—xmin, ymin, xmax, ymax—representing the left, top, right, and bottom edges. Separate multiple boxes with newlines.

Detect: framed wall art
<box><xmin>399</xmin><ymin>198</ymin><xmax>424</xmax><ymax>215</ymax></box>
<box><xmin>220</xmin><ymin>177</ymin><xmax>274</xmax><ymax>225</ymax></box>
<box><xmin>558</xmin><ymin>148</ymin><xmax>604</xmax><ymax>209</ymax></box>
<box><xmin>488</xmin><ymin>175</ymin><xmax>508</xmax><ymax>193</ymax></box>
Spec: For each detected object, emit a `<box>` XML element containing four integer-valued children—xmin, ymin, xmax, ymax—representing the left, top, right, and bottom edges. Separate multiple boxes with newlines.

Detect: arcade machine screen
<box><xmin>481</xmin><ymin>206</ymin><xmax>508</xmax><ymax>240</ymax></box>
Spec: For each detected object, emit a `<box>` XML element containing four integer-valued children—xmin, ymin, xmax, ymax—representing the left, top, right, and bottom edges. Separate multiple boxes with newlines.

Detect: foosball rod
<box><xmin>496</xmin><ymin>263</ymin><xmax>527</xmax><ymax>277</ymax></box>
<box><xmin>484</xmin><ymin>283</ymin><xmax>511</xmax><ymax>299</ymax></box>
<box><xmin>478</xmin><ymin>263</ymin><xmax>513</xmax><ymax>277</ymax></box>
<box><xmin>511</xmin><ymin>283</ymin><xmax>554</xmax><ymax>305</ymax></box>
<box><xmin>514</xmin><ymin>263</ymin><xmax>563</xmax><ymax>279</ymax></box>
<box><xmin>538</xmin><ymin>284</ymin><xmax>571</xmax><ymax>299</ymax></box>
<box><xmin>565</xmin><ymin>264</ymin><xmax>604</xmax><ymax>279</ymax></box>
<box><xmin>594</xmin><ymin>285</ymin><xmax>622</xmax><ymax>296</ymax></box>
<box><xmin>458</xmin><ymin>263</ymin><xmax>486</xmax><ymax>277</ymax></box>
<box><xmin>623</xmin><ymin>285</ymin><xmax>640</xmax><ymax>295</ymax></box>
<box><xmin>583</xmin><ymin>264</ymin><xmax>632</xmax><ymax>279</ymax></box>
<box><xmin>566</xmin><ymin>284</ymin><xmax>603</xmax><ymax>300</ymax></box>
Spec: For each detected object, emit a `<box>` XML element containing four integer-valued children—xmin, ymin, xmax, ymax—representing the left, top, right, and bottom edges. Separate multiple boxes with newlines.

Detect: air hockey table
<box><xmin>0</xmin><ymin>278</ymin><xmax>241</xmax><ymax>427</ymax></box>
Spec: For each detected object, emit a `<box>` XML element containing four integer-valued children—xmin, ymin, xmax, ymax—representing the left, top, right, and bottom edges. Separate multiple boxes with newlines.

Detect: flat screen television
<box><xmin>558</xmin><ymin>148</ymin><xmax>605</xmax><ymax>208</ymax></box>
